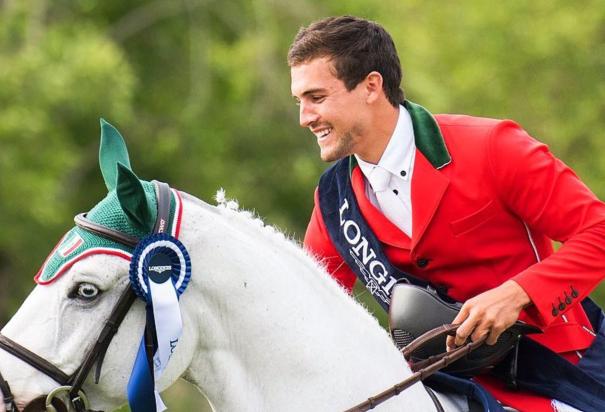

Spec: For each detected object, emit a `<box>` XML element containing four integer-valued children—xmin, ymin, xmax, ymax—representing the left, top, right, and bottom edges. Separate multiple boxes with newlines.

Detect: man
<box><xmin>289</xmin><ymin>16</ymin><xmax>605</xmax><ymax>412</ymax></box>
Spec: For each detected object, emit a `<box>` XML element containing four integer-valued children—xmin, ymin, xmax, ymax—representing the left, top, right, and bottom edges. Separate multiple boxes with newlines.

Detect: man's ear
<box><xmin>365</xmin><ymin>71</ymin><xmax>384</xmax><ymax>104</ymax></box>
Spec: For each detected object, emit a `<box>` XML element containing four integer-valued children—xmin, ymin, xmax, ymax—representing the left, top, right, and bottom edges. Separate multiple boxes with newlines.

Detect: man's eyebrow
<box><xmin>296</xmin><ymin>88</ymin><xmax>328</xmax><ymax>98</ymax></box>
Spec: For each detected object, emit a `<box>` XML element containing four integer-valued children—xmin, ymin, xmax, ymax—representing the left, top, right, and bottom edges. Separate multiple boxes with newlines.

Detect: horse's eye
<box><xmin>74</xmin><ymin>283</ymin><xmax>100</xmax><ymax>301</ymax></box>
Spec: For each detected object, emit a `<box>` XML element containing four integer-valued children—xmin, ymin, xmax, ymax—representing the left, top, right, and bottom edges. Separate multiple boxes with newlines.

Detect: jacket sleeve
<box><xmin>303</xmin><ymin>188</ymin><xmax>357</xmax><ymax>293</ymax></box>
<box><xmin>487</xmin><ymin>121</ymin><xmax>605</xmax><ymax>328</ymax></box>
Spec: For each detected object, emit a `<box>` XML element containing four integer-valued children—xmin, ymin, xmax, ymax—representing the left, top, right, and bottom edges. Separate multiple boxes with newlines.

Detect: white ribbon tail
<box><xmin>148</xmin><ymin>279</ymin><xmax>183</xmax><ymax>411</ymax></box>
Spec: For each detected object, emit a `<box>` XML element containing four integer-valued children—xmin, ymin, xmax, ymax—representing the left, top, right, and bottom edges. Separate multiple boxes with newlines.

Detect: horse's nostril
<box><xmin>22</xmin><ymin>395</ymin><xmax>68</xmax><ymax>412</ymax></box>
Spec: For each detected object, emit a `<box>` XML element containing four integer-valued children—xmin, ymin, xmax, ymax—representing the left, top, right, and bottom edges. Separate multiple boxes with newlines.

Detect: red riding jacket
<box><xmin>304</xmin><ymin>106</ymin><xmax>605</xmax><ymax>411</ymax></box>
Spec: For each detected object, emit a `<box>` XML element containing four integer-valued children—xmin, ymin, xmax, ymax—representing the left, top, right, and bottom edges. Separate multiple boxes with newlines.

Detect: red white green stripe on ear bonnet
<box><xmin>35</xmin><ymin>119</ymin><xmax>183</xmax><ymax>285</ymax></box>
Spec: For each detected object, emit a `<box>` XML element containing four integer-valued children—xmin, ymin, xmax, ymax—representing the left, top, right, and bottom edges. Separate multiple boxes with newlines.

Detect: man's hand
<box><xmin>446</xmin><ymin>280</ymin><xmax>531</xmax><ymax>350</ymax></box>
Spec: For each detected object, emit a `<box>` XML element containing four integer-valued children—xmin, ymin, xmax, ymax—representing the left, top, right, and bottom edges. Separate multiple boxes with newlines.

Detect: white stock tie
<box><xmin>368</xmin><ymin>166</ymin><xmax>412</xmax><ymax>235</ymax></box>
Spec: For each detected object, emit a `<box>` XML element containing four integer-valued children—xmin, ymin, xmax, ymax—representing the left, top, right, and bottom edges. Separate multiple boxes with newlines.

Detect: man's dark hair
<box><xmin>288</xmin><ymin>16</ymin><xmax>404</xmax><ymax>107</ymax></box>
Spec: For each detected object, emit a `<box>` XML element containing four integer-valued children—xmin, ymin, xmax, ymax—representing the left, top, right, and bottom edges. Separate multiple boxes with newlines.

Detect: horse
<box><xmin>0</xmin><ymin>121</ymin><xmax>465</xmax><ymax>412</ymax></box>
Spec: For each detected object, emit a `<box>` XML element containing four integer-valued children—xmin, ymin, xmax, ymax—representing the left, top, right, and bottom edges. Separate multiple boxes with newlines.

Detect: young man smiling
<box><xmin>289</xmin><ymin>16</ymin><xmax>605</xmax><ymax>412</ymax></box>
<box><xmin>292</xmin><ymin>56</ymin><xmax>398</xmax><ymax>164</ymax></box>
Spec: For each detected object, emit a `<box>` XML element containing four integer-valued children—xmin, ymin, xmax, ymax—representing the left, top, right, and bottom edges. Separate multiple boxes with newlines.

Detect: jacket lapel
<box><xmin>411</xmin><ymin>150</ymin><xmax>449</xmax><ymax>250</ymax></box>
<box><xmin>404</xmin><ymin>101</ymin><xmax>451</xmax><ymax>250</ymax></box>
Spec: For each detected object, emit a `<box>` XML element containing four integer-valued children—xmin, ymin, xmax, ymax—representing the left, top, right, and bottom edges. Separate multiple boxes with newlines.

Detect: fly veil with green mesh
<box><xmin>35</xmin><ymin>119</ymin><xmax>183</xmax><ymax>285</ymax></box>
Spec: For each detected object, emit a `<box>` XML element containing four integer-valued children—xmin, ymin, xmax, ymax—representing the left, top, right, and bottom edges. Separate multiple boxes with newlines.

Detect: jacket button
<box><xmin>571</xmin><ymin>287</ymin><xmax>579</xmax><ymax>298</ymax></box>
<box><xmin>559</xmin><ymin>302</ymin><xmax>566</xmax><ymax>311</ymax></box>
<box><xmin>552</xmin><ymin>307</ymin><xmax>559</xmax><ymax>317</ymax></box>
<box><xmin>416</xmin><ymin>258</ymin><xmax>429</xmax><ymax>268</ymax></box>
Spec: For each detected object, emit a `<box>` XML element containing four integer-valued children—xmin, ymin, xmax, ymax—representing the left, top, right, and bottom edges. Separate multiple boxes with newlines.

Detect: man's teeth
<box><xmin>318</xmin><ymin>128</ymin><xmax>332</xmax><ymax>138</ymax></box>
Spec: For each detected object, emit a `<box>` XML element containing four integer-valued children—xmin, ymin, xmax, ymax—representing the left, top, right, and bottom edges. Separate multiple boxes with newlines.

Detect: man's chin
<box><xmin>318</xmin><ymin>135</ymin><xmax>354</xmax><ymax>162</ymax></box>
<box><xmin>320</xmin><ymin>149</ymin><xmax>347</xmax><ymax>163</ymax></box>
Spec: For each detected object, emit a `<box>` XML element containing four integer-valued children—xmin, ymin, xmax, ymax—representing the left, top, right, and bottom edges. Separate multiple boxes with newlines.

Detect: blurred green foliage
<box><xmin>1</xmin><ymin>0</ymin><xmax>604</xmax><ymax>410</ymax></box>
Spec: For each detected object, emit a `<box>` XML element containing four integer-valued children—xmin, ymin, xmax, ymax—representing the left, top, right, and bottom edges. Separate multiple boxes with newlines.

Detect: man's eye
<box><xmin>311</xmin><ymin>96</ymin><xmax>325</xmax><ymax>103</ymax></box>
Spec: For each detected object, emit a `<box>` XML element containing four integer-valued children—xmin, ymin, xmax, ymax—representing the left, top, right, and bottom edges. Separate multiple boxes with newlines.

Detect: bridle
<box><xmin>0</xmin><ymin>180</ymin><xmax>489</xmax><ymax>412</ymax></box>
<box><xmin>0</xmin><ymin>181</ymin><xmax>173</xmax><ymax>412</ymax></box>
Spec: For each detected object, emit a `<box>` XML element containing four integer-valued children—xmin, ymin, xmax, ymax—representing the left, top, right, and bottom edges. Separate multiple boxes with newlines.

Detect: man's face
<box><xmin>291</xmin><ymin>57</ymin><xmax>368</xmax><ymax>162</ymax></box>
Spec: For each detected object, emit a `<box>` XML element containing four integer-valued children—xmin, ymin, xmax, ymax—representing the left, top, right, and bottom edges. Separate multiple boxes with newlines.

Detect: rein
<box><xmin>0</xmin><ymin>181</ymin><xmax>172</xmax><ymax>412</ymax></box>
<box><xmin>344</xmin><ymin>324</ymin><xmax>487</xmax><ymax>412</ymax></box>
<box><xmin>1</xmin><ymin>180</ymin><xmax>486</xmax><ymax>412</ymax></box>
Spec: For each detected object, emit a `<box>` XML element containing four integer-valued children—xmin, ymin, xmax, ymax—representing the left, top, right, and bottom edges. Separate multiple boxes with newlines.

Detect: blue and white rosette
<box><xmin>127</xmin><ymin>233</ymin><xmax>191</xmax><ymax>412</ymax></box>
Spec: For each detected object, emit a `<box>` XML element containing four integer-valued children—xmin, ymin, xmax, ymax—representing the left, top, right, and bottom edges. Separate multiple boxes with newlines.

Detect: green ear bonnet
<box><xmin>35</xmin><ymin>120</ymin><xmax>183</xmax><ymax>284</ymax></box>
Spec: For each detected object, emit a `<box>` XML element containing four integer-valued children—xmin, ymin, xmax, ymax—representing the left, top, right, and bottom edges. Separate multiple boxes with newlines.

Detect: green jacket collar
<box><xmin>404</xmin><ymin>100</ymin><xmax>451</xmax><ymax>169</ymax></box>
<box><xmin>349</xmin><ymin>100</ymin><xmax>451</xmax><ymax>173</ymax></box>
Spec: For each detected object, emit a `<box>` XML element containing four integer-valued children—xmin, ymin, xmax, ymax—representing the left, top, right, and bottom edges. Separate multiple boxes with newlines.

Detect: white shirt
<box><xmin>355</xmin><ymin>105</ymin><xmax>416</xmax><ymax>236</ymax></box>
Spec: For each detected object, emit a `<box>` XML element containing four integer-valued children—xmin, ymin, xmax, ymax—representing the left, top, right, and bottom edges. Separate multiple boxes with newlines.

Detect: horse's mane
<box><xmin>174</xmin><ymin>190</ymin><xmax>421</xmax><ymax>411</ymax></box>
<box><xmin>180</xmin><ymin>188</ymin><xmax>382</xmax><ymax>324</ymax></box>
<box><xmin>212</xmin><ymin>188</ymin><xmax>329</xmax><ymax>276</ymax></box>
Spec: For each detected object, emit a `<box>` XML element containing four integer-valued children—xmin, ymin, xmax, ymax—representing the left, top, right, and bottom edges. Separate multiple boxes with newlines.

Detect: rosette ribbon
<box><xmin>127</xmin><ymin>233</ymin><xmax>191</xmax><ymax>412</ymax></box>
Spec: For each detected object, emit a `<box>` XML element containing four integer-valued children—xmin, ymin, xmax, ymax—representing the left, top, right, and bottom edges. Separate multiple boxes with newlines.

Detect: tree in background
<box><xmin>1</xmin><ymin>0</ymin><xmax>604</xmax><ymax>341</ymax></box>
<box><xmin>1</xmin><ymin>1</ymin><xmax>604</xmax><ymax>410</ymax></box>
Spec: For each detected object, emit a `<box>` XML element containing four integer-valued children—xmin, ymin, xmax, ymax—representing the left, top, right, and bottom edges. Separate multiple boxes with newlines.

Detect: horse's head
<box><xmin>0</xmin><ymin>121</ymin><xmax>196</xmax><ymax>412</ymax></box>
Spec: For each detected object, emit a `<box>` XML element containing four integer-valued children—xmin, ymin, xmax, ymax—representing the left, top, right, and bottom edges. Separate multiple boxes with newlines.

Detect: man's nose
<box><xmin>299</xmin><ymin>102</ymin><xmax>319</xmax><ymax>128</ymax></box>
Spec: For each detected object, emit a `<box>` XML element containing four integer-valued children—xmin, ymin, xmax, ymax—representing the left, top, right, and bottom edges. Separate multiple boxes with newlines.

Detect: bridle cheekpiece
<box><xmin>0</xmin><ymin>181</ymin><xmax>177</xmax><ymax>412</ymax></box>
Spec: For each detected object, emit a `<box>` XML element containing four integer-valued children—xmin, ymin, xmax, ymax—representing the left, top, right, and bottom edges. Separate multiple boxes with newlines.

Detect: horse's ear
<box><xmin>116</xmin><ymin>163</ymin><xmax>154</xmax><ymax>233</ymax></box>
<box><xmin>99</xmin><ymin>118</ymin><xmax>132</xmax><ymax>191</ymax></box>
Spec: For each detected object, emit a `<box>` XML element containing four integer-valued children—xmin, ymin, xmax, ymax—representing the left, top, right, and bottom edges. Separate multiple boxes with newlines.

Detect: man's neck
<box><xmin>356</xmin><ymin>102</ymin><xmax>400</xmax><ymax>164</ymax></box>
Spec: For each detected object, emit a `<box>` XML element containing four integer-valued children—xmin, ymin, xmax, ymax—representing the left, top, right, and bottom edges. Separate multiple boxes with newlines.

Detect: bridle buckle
<box><xmin>70</xmin><ymin>393</ymin><xmax>90</xmax><ymax>412</ymax></box>
<box><xmin>44</xmin><ymin>386</ymin><xmax>90</xmax><ymax>412</ymax></box>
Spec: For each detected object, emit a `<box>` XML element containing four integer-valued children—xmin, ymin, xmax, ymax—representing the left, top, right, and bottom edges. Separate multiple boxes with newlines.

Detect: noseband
<box><xmin>0</xmin><ymin>181</ymin><xmax>173</xmax><ymax>412</ymax></box>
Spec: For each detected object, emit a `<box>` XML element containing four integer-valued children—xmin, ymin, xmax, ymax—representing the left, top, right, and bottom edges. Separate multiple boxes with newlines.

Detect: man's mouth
<box><xmin>314</xmin><ymin>128</ymin><xmax>333</xmax><ymax>141</ymax></box>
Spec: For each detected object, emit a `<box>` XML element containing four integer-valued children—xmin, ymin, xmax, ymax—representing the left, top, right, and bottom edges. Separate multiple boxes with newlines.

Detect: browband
<box><xmin>73</xmin><ymin>214</ymin><xmax>139</xmax><ymax>248</ymax></box>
